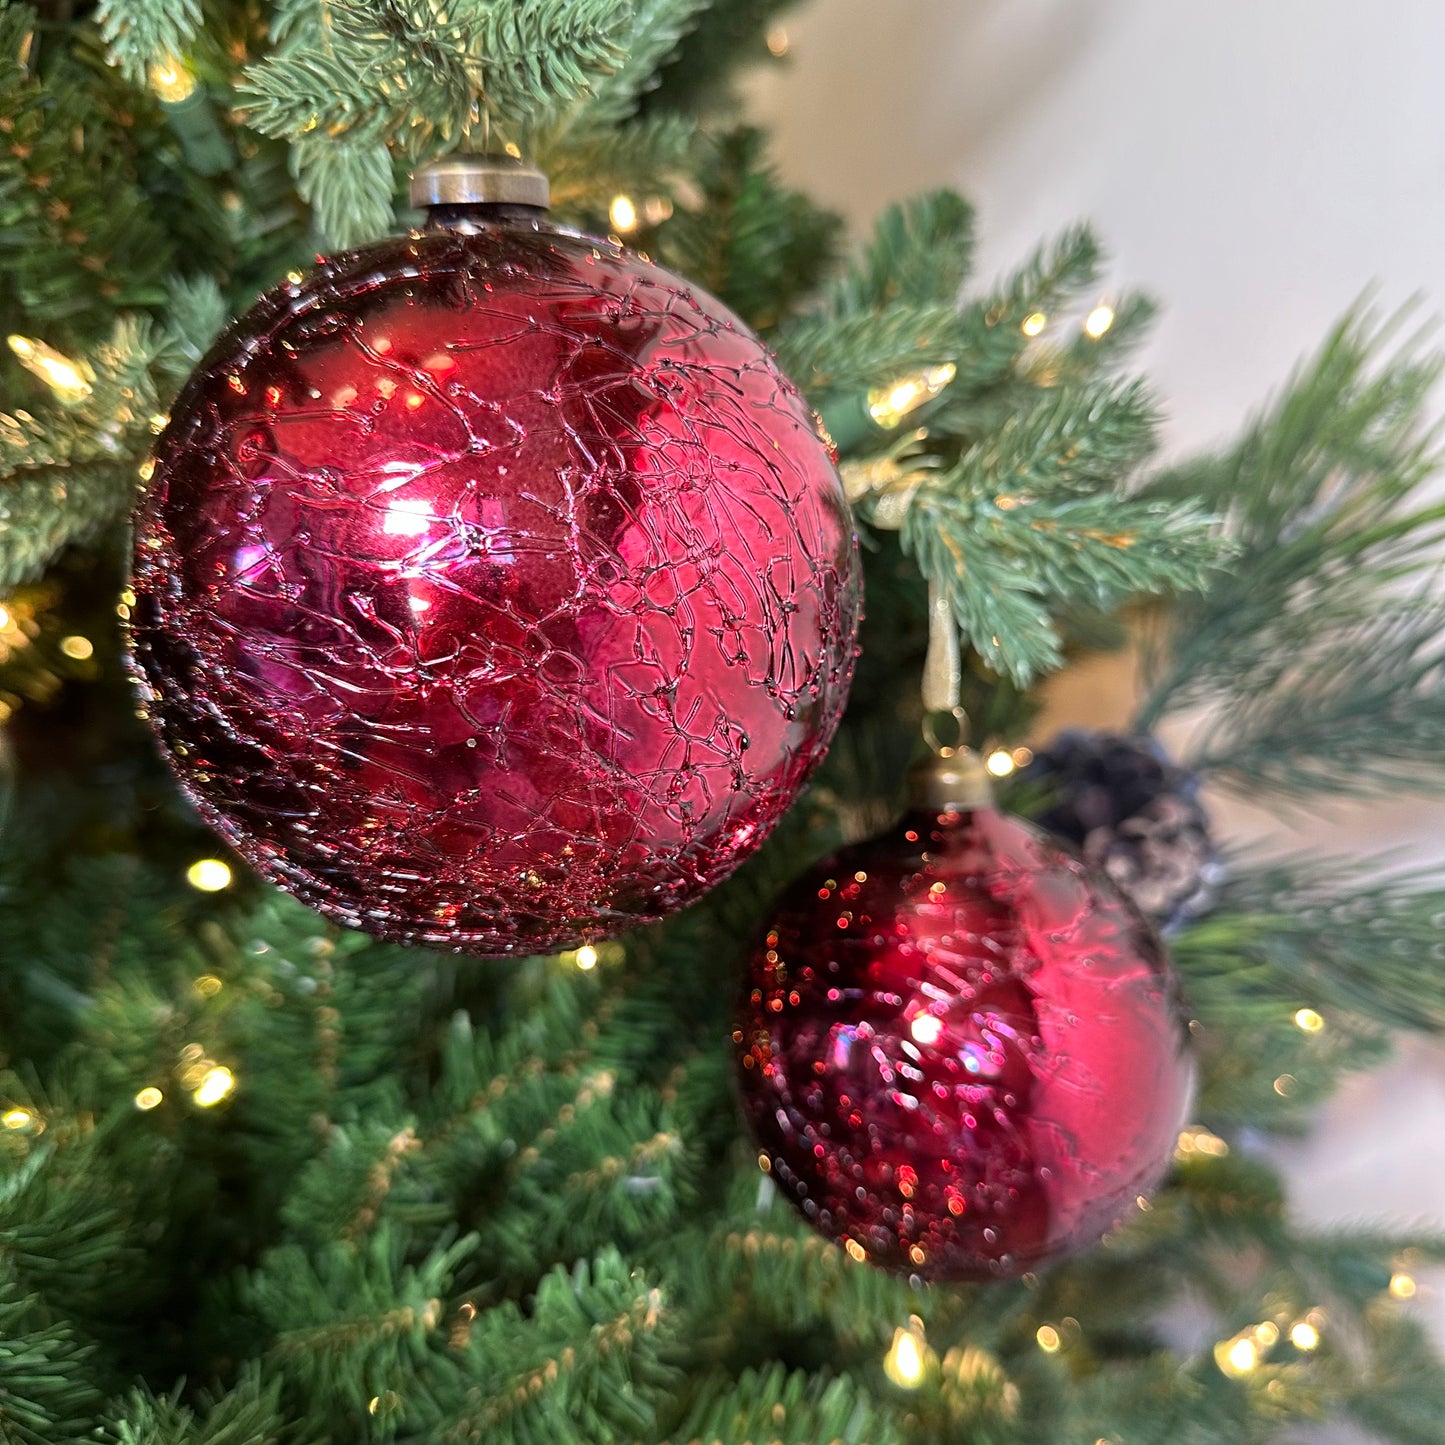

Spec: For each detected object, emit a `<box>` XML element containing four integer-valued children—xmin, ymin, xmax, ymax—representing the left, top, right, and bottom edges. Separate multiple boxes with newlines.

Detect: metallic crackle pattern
<box><xmin>129</xmin><ymin>219</ymin><xmax>861</xmax><ymax>955</ymax></box>
<box><xmin>735</xmin><ymin>804</ymin><xmax>1193</xmax><ymax>1281</ymax></box>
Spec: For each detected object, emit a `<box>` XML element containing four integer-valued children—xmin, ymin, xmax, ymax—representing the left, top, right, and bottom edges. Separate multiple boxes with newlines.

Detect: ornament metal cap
<box><xmin>907</xmin><ymin>748</ymin><xmax>994</xmax><ymax>812</ymax></box>
<box><xmin>409</xmin><ymin>154</ymin><xmax>550</xmax><ymax>210</ymax></box>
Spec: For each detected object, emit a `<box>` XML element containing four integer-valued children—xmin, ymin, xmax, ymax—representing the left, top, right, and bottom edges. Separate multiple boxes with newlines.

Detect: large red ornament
<box><xmin>734</xmin><ymin>755</ymin><xmax>1193</xmax><ymax>1281</ymax></box>
<box><xmin>129</xmin><ymin>161</ymin><xmax>860</xmax><ymax>955</ymax></box>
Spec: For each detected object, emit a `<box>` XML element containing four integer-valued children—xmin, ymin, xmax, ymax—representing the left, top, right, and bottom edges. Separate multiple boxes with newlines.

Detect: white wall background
<box><xmin>744</xmin><ymin>0</ymin><xmax>1445</xmax><ymax>1421</ymax></box>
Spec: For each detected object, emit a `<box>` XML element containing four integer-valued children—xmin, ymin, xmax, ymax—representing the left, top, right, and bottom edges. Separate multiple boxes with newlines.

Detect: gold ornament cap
<box><xmin>409</xmin><ymin>154</ymin><xmax>550</xmax><ymax>210</ymax></box>
<box><xmin>906</xmin><ymin>748</ymin><xmax>994</xmax><ymax>812</ymax></box>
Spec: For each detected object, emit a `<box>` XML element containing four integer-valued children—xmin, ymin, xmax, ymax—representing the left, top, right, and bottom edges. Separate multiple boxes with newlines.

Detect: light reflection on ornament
<box><xmin>382</xmin><ymin>498</ymin><xmax>434</xmax><ymax>536</ymax></box>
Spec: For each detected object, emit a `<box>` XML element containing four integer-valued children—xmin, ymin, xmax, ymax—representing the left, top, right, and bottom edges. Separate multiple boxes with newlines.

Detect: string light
<box><xmin>7</xmin><ymin>335</ymin><xmax>91</xmax><ymax>401</ymax></box>
<box><xmin>1289</xmin><ymin>1320</ymin><xmax>1320</xmax><ymax>1351</ymax></box>
<box><xmin>1021</xmin><ymin>312</ymin><xmax>1047</xmax><ymax>338</ymax></box>
<box><xmin>575</xmin><ymin>944</ymin><xmax>599</xmax><ymax>971</ymax></box>
<box><xmin>766</xmin><ymin>24</ymin><xmax>790</xmax><ymax>55</ymax></box>
<box><xmin>1174</xmin><ymin>1126</ymin><xmax>1229</xmax><ymax>1161</ymax></box>
<box><xmin>1035</xmin><ymin>1324</ymin><xmax>1062</xmax><ymax>1353</ymax></box>
<box><xmin>1</xmin><ymin>1107</ymin><xmax>34</xmax><ymax>1131</ymax></box>
<box><xmin>134</xmin><ymin>1087</ymin><xmax>164</xmax><ymax>1111</ymax></box>
<box><xmin>1293</xmin><ymin>1008</ymin><xmax>1324</xmax><ymax>1033</ymax></box>
<box><xmin>59</xmin><ymin>635</ymin><xmax>93</xmax><ymax>660</ymax></box>
<box><xmin>1084</xmin><ymin>304</ymin><xmax>1116</xmax><ymax>339</ymax></box>
<box><xmin>186</xmin><ymin>858</ymin><xmax>233</xmax><ymax>892</ymax></box>
<box><xmin>1011</xmin><ymin>746</ymin><xmax>1034</xmax><ymax>767</ymax></box>
<box><xmin>609</xmin><ymin>194</ymin><xmax>638</xmax><ymax>233</ymax></box>
<box><xmin>1213</xmin><ymin>1331</ymin><xmax>1260</xmax><ymax>1377</ymax></box>
<box><xmin>1390</xmin><ymin>1272</ymin><xmax>1418</xmax><ymax>1300</ymax></box>
<box><xmin>147</xmin><ymin>55</ymin><xmax>197</xmax><ymax>103</ymax></box>
<box><xmin>193</xmin><ymin>1066</ymin><xmax>235</xmax><ymax>1107</ymax></box>
<box><xmin>866</xmin><ymin>363</ymin><xmax>957</xmax><ymax>429</ymax></box>
<box><xmin>884</xmin><ymin>1318</ymin><xmax>930</xmax><ymax>1386</ymax></box>
<box><xmin>985</xmin><ymin>749</ymin><xmax>1016</xmax><ymax>778</ymax></box>
<box><xmin>1273</xmin><ymin>1074</ymin><xmax>1296</xmax><ymax>1096</ymax></box>
<box><xmin>194</xmin><ymin>974</ymin><xmax>223</xmax><ymax>997</ymax></box>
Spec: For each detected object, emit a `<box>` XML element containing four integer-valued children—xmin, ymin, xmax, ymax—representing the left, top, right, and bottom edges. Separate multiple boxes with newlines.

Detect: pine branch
<box><xmin>578</xmin><ymin>0</ymin><xmax>710</xmax><ymax>126</ymax></box>
<box><xmin>94</xmin><ymin>0</ymin><xmax>202</xmax><ymax>85</ymax></box>
<box><xmin>0</xmin><ymin>317</ymin><xmax>164</xmax><ymax>590</ymax></box>
<box><xmin>1135</xmin><ymin>305</ymin><xmax>1445</xmax><ymax>806</ymax></box>
<box><xmin>823</xmin><ymin>190</ymin><xmax>975</xmax><ymax>316</ymax></box>
<box><xmin>0</xmin><ymin>9</ymin><xmax>177</xmax><ymax>342</ymax></box>
<box><xmin>0</xmin><ymin>1270</ymin><xmax>103</xmax><ymax>1445</ymax></box>
<box><xmin>663</xmin><ymin>1365</ymin><xmax>900</xmax><ymax>1445</ymax></box>
<box><xmin>424</xmin><ymin>1251</ymin><xmax>679</xmax><ymax>1445</ymax></box>
<box><xmin>895</xmin><ymin>385</ymin><xmax>1221</xmax><ymax>685</ymax></box>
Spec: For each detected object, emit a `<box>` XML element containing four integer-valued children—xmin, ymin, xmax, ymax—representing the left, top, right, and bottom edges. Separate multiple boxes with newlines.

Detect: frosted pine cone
<box><xmin>1023</xmin><ymin>730</ymin><xmax>1223</xmax><ymax>933</ymax></box>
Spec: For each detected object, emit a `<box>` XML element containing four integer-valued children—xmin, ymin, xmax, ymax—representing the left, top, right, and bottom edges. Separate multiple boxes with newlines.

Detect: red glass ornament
<box><xmin>735</xmin><ymin>775</ymin><xmax>1193</xmax><ymax>1281</ymax></box>
<box><xmin>129</xmin><ymin>207</ymin><xmax>860</xmax><ymax>955</ymax></box>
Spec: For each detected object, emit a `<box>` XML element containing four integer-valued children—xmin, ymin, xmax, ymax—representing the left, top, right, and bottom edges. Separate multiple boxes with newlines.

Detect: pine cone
<box><xmin>1023</xmin><ymin>730</ymin><xmax>1223</xmax><ymax>933</ymax></box>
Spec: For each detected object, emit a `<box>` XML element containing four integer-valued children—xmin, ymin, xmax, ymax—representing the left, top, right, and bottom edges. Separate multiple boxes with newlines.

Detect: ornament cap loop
<box><xmin>907</xmin><ymin>748</ymin><xmax>994</xmax><ymax>812</ymax></box>
<box><xmin>409</xmin><ymin>154</ymin><xmax>550</xmax><ymax>210</ymax></box>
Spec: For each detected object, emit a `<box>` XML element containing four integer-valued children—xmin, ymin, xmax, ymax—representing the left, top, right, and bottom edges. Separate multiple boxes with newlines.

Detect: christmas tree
<box><xmin>4</xmin><ymin>1</ymin><xmax>1445</xmax><ymax>1441</ymax></box>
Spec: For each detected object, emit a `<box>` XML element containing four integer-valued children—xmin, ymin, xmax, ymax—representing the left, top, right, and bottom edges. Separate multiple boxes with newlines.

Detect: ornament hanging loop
<box><xmin>922</xmin><ymin>705</ymin><xmax>970</xmax><ymax>758</ymax></box>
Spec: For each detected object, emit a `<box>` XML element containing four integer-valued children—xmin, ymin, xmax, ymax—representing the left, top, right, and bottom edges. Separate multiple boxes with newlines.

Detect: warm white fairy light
<box><xmin>867</xmin><ymin>363</ymin><xmax>957</xmax><ymax>429</ymax></box>
<box><xmin>1035</xmin><ymin>1324</ymin><xmax>1062</xmax><ymax>1353</ymax></box>
<box><xmin>1021</xmin><ymin>311</ymin><xmax>1047</xmax><ymax>337</ymax></box>
<box><xmin>609</xmin><ymin>194</ymin><xmax>638</xmax><ymax>233</ymax></box>
<box><xmin>1290</xmin><ymin>1320</ymin><xmax>1320</xmax><ymax>1351</ymax></box>
<box><xmin>1084</xmin><ymin>304</ymin><xmax>1116</xmax><ymax>338</ymax></box>
<box><xmin>1294</xmin><ymin>1008</ymin><xmax>1324</xmax><ymax>1033</ymax></box>
<box><xmin>148</xmin><ymin>55</ymin><xmax>197</xmax><ymax>103</ymax></box>
<box><xmin>575</xmin><ymin>944</ymin><xmax>599</xmax><ymax>971</ymax></box>
<box><xmin>7</xmin><ymin>335</ymin><xmax>91</xmax><ymax>401</ymax></box>
<box><xmin>193</xmin><ymin>1066</ymin><xmax>235</xmax><ymax>1107</ymax></box>
<box><xmin>60</xmin><ymin>635</ymin><xmax>94</xmax><ymax>660</ymax></box>
<box><xmin>884</xmin><ymin>1320</ymin><xmax>930</xmax><ymax>1386</ymax></box>
<box><xmin>186</xmin><ymin>858</ymin><xmax>233</xmax><ymax>892</ymax></box>
<box><xmin>134</xmin><ymin>1087</ymin><xmax>164</xmax><ymax>1111</ymax></box>
<box><xmin>766</xmin><ymin>24</ymin><xmax>790</xmax><ymax>55</ymax></box>
<box><xmin>1390</xmin><ymin>1272</ymin><xmax>1418</xmax><ymax>1300</ymax></box>
<box><xmin>985</xmin><ymin>749</ymin><xmax>1016</xmax><ymax>777</ymax></box>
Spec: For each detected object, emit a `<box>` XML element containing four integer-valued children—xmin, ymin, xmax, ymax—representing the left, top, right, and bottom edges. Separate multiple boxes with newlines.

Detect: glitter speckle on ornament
<box><xmin>129</xmin><ymin>158</ymin><xmax>860</xmax><ymax>955</ymax></box>
<box><xmin>734</xmin><ymin>752</ymin><xmax>1193</xmax><ymax>1281</ymax></box>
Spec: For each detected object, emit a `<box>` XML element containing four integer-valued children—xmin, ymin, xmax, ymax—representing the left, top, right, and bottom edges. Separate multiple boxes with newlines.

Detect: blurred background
<box><xmin>744</xmin><ymin>0</ymin><xmax>1445</xmax><ymax>1353</ymax></box>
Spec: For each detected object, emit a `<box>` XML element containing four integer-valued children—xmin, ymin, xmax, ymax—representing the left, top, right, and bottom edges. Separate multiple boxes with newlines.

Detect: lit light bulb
<box><xmin>60</xmin><ymin>635</ymin><xmax>94</xmax><ymax>660</ymax></box>
<box><xmin>148</xmin><ymin>55</ymin><xmax>197</xmax><ymax>103</ymax></box>
<box><xmin>866</xmin><ymin>363</ymin><xmax>957</xmax><ymax>429</ymax></box>
<box><xmin>609</xmin><ymin>194</ymin><xmax>638</xmax><ymax>233</ymax></box>
<box><xmin>7</xmin><ymin>335</ymin><xmax>92</xmax><ymax>401</ymax></box>
<box><xmin>1</xmin><ymin>1107</ymin><xmax>34</xmax><ymax>1131</ymax></box>
<box><xmin>985</xmin><ymin>749</ymin><xmax>1016</xmax><ymax>778</ymax></box>
<box><xmin>134</xmin><ymin>1087</ymin><xmax>164</xmax><ymax>1111</ymax></box>
<box><xmin>1214</xmin><ymin>1332</ymin><xmax>1259</xmax><ymax>1377</ymax></box>
<box><xmin>766</xmin><ymin>24</ymin><xmax>791</xmax><ymax>55</ymax></box>
<box><xmin>1021</xmin><ymin>311</ymin><xmax>1047</xmax><ymax>338</ymax></box>
<box><xmin>193</xmin><ymin>1066</ymin><xmax>235</xmax><ymax>1107</ymax></box>
<box><xmin>186</xmin><ymin>858</ymin><xmax>233</xmax><ymax>892</ymax></box>
<box><xmin>1294</xmin><ymin>1008</ymin><xmax>1324</xmax><ymax>1033</ymax></box>
<box><xmin>1390</xmin><ymin>1272</ymin><xmax>1418</xmax><ymax>1300</ymax></box>
<box><xmin>1290</xmin><ymin>1320</ymin><xmax>1320</xmax><ymax>1351</ymax></box>
<box><xmin>884</xmin><ymin>1322</ymin><xmax>928</xmax><ymax>1386</ymax></box>
<box><xmin>575</xmin><ymin>944</ymin><xmax>599</xmax><ymax>971</ymax></box>
<box><xmin>1084</xmin><ymin>304</ymin><xmax>1116</xmax><ymax>339</ymax></box>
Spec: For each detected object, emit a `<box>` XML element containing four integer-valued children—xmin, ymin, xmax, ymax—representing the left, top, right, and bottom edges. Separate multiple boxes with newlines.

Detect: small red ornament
<box><xmin>129</xmin><ymin>158</ymin><xmax>860</xmax><ymax>955</ymax></box>
<box><xmin>734</xmin><ymin>752</ymin><xmax>1193</xmax><ymax>1281</ymax></box>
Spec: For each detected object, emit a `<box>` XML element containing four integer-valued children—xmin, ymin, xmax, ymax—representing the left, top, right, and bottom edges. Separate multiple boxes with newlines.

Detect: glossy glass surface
<box><xmin>130</xmin><ymin>219</ymin><xmax>860</xmax><ymax>954</ymax></box>
<box><xmin>735</xmin><ymin>804</ymin><xmax>1193</xmax><ymax>1280</ymax></box>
